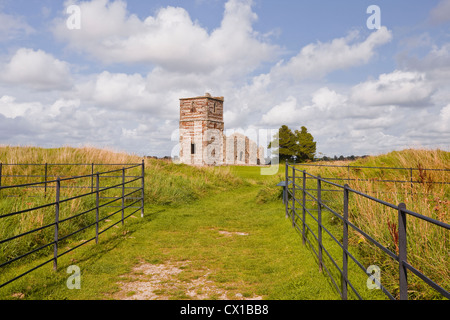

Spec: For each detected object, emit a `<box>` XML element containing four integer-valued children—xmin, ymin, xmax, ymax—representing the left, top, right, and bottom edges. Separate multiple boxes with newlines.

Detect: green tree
<box><xmin>268</xmin><ymin>125</ymin><xmax>296</xmax><ymax>161</ymax></box>
<box><xmin>268</xmin><ymin>125</ymin><xmax>316</xmax><ymax>162</ymax></box>
<box><xmin>294</xmin><ymin>126</ymin><xmax>317</xmax><ymax>162</ymax></box>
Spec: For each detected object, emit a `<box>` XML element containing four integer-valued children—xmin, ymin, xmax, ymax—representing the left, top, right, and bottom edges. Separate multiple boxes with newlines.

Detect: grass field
<box><xmin>0</xmin><ymin>146</ymin><xmax>448</xmax><ymax>300</ymax></box>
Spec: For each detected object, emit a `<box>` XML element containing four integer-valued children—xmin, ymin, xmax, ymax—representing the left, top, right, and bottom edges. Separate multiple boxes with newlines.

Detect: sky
<box><xmin>0</xmin><ymin>0</ymin><xmax>449</xmax><ymax>158</ymax></box>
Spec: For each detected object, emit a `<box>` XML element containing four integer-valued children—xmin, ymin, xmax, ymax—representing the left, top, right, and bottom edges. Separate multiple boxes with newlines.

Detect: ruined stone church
<box><xmin>179</xmin><ymin>93</ymin><xmax>265</xmax><ymax>166</ymax></box>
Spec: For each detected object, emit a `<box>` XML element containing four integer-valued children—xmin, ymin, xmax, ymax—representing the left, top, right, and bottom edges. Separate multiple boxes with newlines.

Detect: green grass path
<box><xmin>0</xmin><ymin>184</ymin><xmax>339</xmax><ymax>300</ymax></box>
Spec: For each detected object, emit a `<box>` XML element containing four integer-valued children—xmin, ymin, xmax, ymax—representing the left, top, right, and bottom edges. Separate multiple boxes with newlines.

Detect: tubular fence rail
<box><xmin>292</xmin><ymin>162</ymin><xmax>450</xmax><ymax>190</ymax></box>
<box><xmin>284</xmin><ymin>160</ymin><xmax>450</xmax><ymax>300</ymax></box>
<box><xmin>0</xmin><ymin>162</ymin><xmax>147</xmax><ymax>194</ymax></box>
<box><xmin>0</xmin><ymin>161</ymin><xmax>145</xmax><ymax>290</ymax></box>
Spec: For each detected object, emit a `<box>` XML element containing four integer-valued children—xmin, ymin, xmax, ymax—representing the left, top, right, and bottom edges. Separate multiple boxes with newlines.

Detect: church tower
<box><xmin>179</xmin><ymin>93</ymin><xmax>224</xmax><ymax>166</ymax></box>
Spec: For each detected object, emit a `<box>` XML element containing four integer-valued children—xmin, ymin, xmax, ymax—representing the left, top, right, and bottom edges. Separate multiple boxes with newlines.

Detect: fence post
<box><xmin>342</xmin><ymin>184</ymin><xmax>349</xmax><ymax>300</ymax></box>
<box><xmin>141</xmin><ymin>159</ymin><xmax>145</xmax><ymax>218</ymax></box>
<box><xmin>95</xmin><ymin>173</ymin><xmax>100</xmax><ymax>244</ymax></box>
<box><xmin>53</xmin><ymin>177</ymin><xmax>61</xmax><ymax>271</ymax></box>
<box><xmin>91</xmin><ymin>163</ymin><xmax>94</xmax><ymax>193</ymax></box>
<box><xmin>122</xmin><ymin>167</ymin><xmax>125</xmax><ymax>226</ymax></box>
<box><xmin>302</xmin><ymin>170</ymin><xmax>306</xmax><ymax>245</ymax></box>
<box><xmin>285</xmin><ymin>160</ymin><xmax>289</xmax><ymax>219</ymax></box>
<box><xmin>0</xmin><ymin>163</ymin><xmax>2</xmax><ymax>197</ymax></box>
<box><xmin>398</xmin><ymin>202</ymin><xmax>408</xmax><ymax>300</ymax></box>
<box><xmin>292</xmin><ymin>165</ymin><xmax>296</xmax><ymax>227</ymax></box>
<box><xmin>409</xmin><ymin>168</ymin><xmax>413</xmax><ymax>196</ymax></box>
<box><xmin>44</xmin><ymin>163</ymin><xmax>48</xmax><ymax>195</ymax></box>
<box><xmin>317</xmin><ymin>176</ymin><xmax>323</xmax><ymax>272</ymax></box>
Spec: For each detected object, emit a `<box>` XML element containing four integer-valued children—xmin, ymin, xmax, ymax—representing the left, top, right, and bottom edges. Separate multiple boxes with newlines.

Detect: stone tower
<box><xmin>179</xmin><ymin>93</ymin><xmax>224</xmax><ymax>166</ymax></box>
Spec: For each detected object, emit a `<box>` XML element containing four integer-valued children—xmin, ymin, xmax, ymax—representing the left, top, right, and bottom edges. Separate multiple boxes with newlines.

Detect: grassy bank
<box><xmin>292</xmin><ymin>149</ymin><xmax>449</xmax><ymax>299</ymax></box>
<box><xmin>0</xmin><ymin>146</ymin><xmax>243</xmax><ymax>206</ymax></box>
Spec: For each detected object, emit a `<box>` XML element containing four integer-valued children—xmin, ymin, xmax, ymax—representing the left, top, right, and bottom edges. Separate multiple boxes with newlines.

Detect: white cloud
<box><xmin>75</xmin><ymin>70</ymin><xmax>204</xmax><ymax>120</ymax></box>
<box><xmin>439</xmin><ymin>104</ymin><xmax>450</xmax><ymax>131</ymax></box>
<box><xmin>270</xmin><ymin>27</ymin><xmax>393</xmax><ymax>81</ymax></box>
<box><xmin>53</xmin><ymin>0</ymin><xmax>279</xmax><ymax>76</ymax></box>
<box><xmin>350</xmin><ymin>70</ymin><xmax>434</xmax><ymax>107</ymax></box>
<box><xmin>311</xmin><ymin>87</ymin><xmax>347</xmax><ymax>111</ymax></box>
<box><xmin>0</xmin><ymin>95</ymin><xmax>42</xmax><ymax>119</ymax></box>
<box><xmin>0</xmin><ymin>48</ymin><xmax>73</xmax><ymax>91</ymax></box>
<box><xmin>261</xmin><ymin>96</ymin><xmax>299</xmax><ymax>126</ymax></box>
<box><xmin>401</xmin><ymin>43</ymin><xmax>450</xmax><ymax>82</ymax></box>
<box><xmin>90</xmin><ymin>72</ymin><xmax>151</xmax><ymax>109</ymax></box>
<box><xmin>48</xmin><ymin>99</ymin><xmax>80</xmax><ymax>118</ymax></box>
<box><xmin>0</xmin><ymin>96</ymin><xmax>80</xmax><ymax>120</ymax></box>
<box><xmin>0</xmin><ymin>94</ymin><xmax>135</xmax><ymax>150</ymax></box>
<box><xmin>260</xmin><ymin>86</ymin><xmax>372</xmax><ymax>128</ymax></box>
<box><xmin>122</xmin><ymin>123</ymin><xmax>150</xmax><ymax>138</ymax></box>
<box><xmin>260</xmin><ymin>87</ymin><xmax>353</xmax><ymax>126</ymax></box>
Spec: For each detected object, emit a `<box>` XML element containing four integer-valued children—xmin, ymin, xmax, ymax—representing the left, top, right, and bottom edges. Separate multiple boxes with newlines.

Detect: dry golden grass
<box><xmin>0</xmin><ymin>145</ymin><xmax>141</xmax><ymax>165</ymax></box>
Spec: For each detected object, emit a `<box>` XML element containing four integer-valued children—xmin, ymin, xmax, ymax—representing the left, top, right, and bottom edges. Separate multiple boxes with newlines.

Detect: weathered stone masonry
<box><xmin>179</xmin><ymin>93</ymin><xmax>265</xmax><ymax>166</ymax></box>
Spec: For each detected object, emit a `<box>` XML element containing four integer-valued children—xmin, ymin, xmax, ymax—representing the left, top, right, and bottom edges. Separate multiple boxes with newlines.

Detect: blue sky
<box><xmin>0</xmin><ymin>0</ymin><xmax>449</xmax><ymax>158</ymax></box>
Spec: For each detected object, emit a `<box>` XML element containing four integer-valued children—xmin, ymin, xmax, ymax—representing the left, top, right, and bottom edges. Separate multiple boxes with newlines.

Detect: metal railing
<box><xmin>0</xmin><ymin>162</ymin><xmax>147</xmax><ymax>195</ymax></box>
<box><xmin>284</xmin><ymin>160</ymin><xmax>449</xmax><ymax>300</ymax></box>
<box><xmin>293</xmin><ymin>162</ymin><xmax>450</xmax><ymax>191</ymax></box>
<box><xmin>0</xmin><ymin>161</ymin><xmax>145</xmax><ymax>289</ymax></box>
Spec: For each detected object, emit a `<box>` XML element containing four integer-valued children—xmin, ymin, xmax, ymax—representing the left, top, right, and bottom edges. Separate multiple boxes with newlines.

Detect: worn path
<box><xmin>109</xmin><ymin>185</ymin><xmax>339</xmax><ymax>300</ymax></box>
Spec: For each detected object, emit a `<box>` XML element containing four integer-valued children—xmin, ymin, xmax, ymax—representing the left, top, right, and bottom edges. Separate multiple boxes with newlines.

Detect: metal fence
<box><xmin>284</xmin><ymin>161</ymin><xmax>449</xmax><ymax>300</ymax></box>
<box><xmin>292</xmin><ymin>162</ymin><xmax>450</xmax><ymax>191</ymax></box>
<box><xmin>0</xmin><ymin>161</ymin><xmax>145</xmax><ymax>289</ymax></box>
<box><xmin>0</xmin><ymin>162</ymin><xmax>146</xmax><ymax>195</ymax></box>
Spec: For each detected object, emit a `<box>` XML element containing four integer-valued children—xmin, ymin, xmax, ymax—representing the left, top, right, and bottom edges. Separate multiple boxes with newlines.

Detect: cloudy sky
<box><xmin>0</xmin><ymin>0</ymin><xmax>449</xmax><ymax>158</ymax></box>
